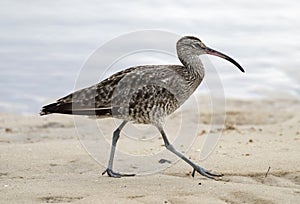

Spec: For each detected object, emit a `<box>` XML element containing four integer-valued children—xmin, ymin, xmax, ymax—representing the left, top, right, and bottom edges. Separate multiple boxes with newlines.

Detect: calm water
<box><xmin>0</xmin><ymin>0</ymin><xmax>299</xmax><ymax>114</ymax></box>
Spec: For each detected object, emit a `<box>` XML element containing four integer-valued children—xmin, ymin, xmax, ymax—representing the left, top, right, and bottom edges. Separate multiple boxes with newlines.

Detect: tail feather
<box><xmin>40</xmin><ymin>102</ymin><xmax>112</xmax><ymax>116</ymax></box>
<box><xmin>40</xmin><ymin>102</ymin><xmax>71</xmax><ymax>115</ymax></box>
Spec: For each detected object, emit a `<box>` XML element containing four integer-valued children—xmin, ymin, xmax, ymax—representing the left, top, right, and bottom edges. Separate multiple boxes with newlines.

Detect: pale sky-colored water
<box><xmin>0</xmin><ymin>0</ymin><xmax>299</xmax><ymax>114</ymax></box>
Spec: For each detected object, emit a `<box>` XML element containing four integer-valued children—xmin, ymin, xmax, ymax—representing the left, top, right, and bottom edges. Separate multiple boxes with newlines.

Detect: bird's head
<box><xmin>178</xmin><ymin>36</ymin><xmax>245</xmax><ymax>72</ymax></box>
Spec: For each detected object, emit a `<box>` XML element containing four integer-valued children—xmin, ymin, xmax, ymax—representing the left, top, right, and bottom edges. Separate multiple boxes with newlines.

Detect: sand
<box><xmin>0</xmin><ymin>98</ymin><xmax>300</xmax><ymax>203</ymax></box>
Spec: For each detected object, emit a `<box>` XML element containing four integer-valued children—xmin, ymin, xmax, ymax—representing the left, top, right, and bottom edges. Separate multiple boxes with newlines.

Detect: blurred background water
<box><xmin>0</xmin><ymin>0</ymin><xmax>299</xmax><ymax>114</ymax></box>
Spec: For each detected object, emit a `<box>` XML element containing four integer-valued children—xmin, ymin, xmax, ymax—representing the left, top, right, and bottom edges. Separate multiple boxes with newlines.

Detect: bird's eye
<box><xmin>191</xmin><ymin>44</ymin><xmax>199</xmax><ymax>49</ymax></box>
<box><xmin>191</xmin><ymin>42</ymin><xmax>205</xmax><ymax>49</ymax></box>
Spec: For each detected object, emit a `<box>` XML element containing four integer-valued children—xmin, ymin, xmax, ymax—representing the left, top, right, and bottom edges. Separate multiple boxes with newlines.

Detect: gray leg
<box><xmin>102</xmin><ymin>121</ymin><xmax>135</xmax><ymax>178</ymax></box>
<box><xmin>157</xmin><ymin>126</ymin><xmax>223</xmax><ymax>179</ymax></box>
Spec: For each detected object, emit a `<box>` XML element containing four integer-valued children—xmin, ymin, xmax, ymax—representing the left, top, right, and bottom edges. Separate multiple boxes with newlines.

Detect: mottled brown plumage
<box><xmin>40</xmin><ymin>64</ymin><xmax>200</xmax><ymax>125</ymax></box>
<box><xmin>40</xmin><ymin>36</ymin><xmax>244</xmax><ymax>179</ymax></box>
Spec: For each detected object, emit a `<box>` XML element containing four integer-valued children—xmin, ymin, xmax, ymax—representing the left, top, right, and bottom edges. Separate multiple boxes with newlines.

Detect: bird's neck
<box><xmin>177</xmin><ymin>47</ymin><xmax>205</xmax><ymax>80</ymax></box>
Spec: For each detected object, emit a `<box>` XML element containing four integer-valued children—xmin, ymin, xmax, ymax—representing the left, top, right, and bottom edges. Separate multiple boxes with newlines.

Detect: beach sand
<box><xmin>1</xmin><ymin>98</ymin><xmax>299</xmax><ymax>203</ymax></box>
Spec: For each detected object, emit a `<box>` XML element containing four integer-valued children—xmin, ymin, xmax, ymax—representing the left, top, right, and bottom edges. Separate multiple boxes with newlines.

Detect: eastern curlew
<box><xmin>40</xmin><ymin>36</ymin><xmax>244</xmax><ymax>179</ymax></box>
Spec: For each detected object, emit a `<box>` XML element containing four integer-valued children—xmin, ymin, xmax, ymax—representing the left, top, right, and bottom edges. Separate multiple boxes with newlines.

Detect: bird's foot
<box><xmin>192</xmin><ymin>166</ymin><xmax>223</xmax><ymax>180</ymax></box>
<box><xmin>102</xmin><ymin>168</ymin><xmax>135</xmax><ymax>178</ymax></box>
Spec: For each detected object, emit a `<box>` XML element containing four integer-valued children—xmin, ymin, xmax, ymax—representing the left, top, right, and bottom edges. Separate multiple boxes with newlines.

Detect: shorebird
<box><xmin>40</xmin><ymin>36</ymin><xmax>244</xmax><ymax>179</ymax></box>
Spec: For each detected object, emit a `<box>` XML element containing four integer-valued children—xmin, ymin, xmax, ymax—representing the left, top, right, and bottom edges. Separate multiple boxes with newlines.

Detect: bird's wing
<box><xmin>40</xmin><ymin>66</ymin><xmax>136</xmax><ymax>115</ymax></box>
<box><xmin>40</xmin><ymin>65</ymin><xmax>184</xmax><ymax>116</ymax></box>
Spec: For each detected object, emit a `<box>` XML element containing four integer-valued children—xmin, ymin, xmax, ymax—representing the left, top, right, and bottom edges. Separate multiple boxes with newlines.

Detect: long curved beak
<box><xmin>205</xmin><ymin>47</ymin><xmax>245</xmax><ymax>72</ymax></box>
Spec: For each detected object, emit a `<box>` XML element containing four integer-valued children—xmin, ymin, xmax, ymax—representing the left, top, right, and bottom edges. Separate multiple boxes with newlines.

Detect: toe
<box><xmin>102</xmin><ymin>168</ymin><xmax>135</xmax><ymax>178</ymax></box>
<box><xmin>193</xmin><ymin>166</ymin><xmax>223</xmax><ymax>179</ymax></box>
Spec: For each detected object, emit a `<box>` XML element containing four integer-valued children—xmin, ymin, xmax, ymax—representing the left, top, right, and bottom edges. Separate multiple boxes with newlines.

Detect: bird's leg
<box><xmin>156</xmin><ymin>126</ymin><xmax>223</xmax><ymax>180</ymax></box>
<box><xmin>102</xmin><ymin>121</ymin><xmax>135</xmax><ymax>178</ymax></box>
